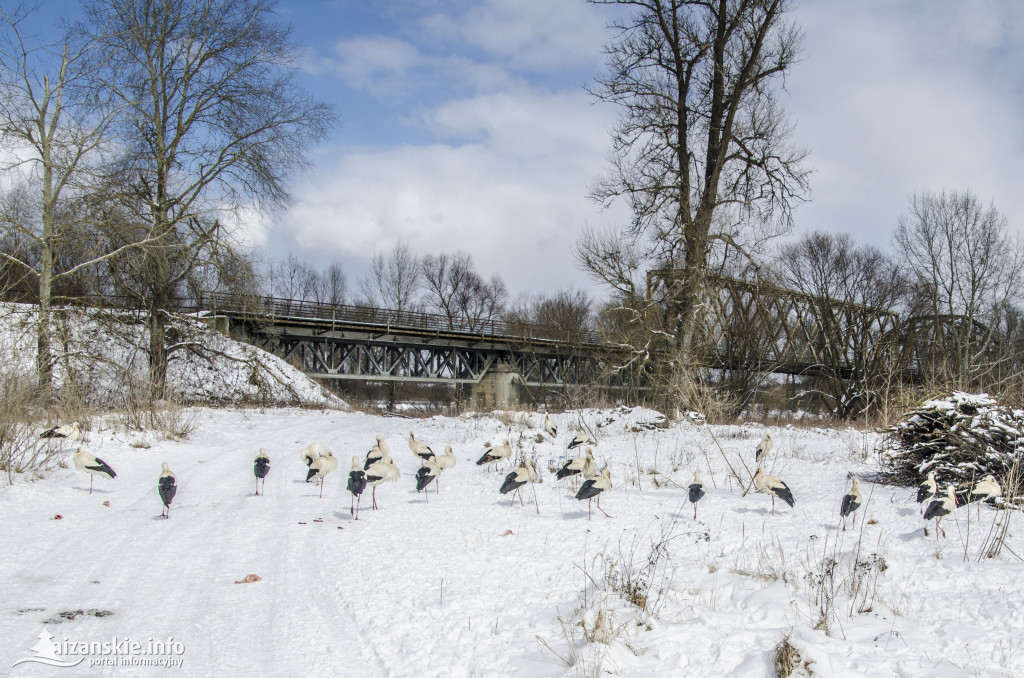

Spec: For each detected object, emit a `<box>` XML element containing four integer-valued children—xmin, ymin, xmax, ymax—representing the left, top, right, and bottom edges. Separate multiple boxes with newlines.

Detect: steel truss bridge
<box><xmin>187</xmin><ymin>278</ymin><xmax>993</xmax><ymax>390</ymax></box>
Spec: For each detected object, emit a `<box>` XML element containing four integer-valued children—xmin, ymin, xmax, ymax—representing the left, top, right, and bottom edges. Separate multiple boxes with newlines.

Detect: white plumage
<box><xmin>916</xmin><ymin>471</ymin><xmax>936</xmax><ymax>515</ymax></box>
<box><xmin>753</xmin><ymin>465</ymin><xmax>795</xmax><ymax>514</ymax></box>
<box><xmin>364</xmin><ymin>435</ymin><xmax>388</xmax><ymax>469</ymax></box>
<box><xmin>555</xmin><ymin>447</ymin><xmax>596</xmax><ymax>482</ymax></box>
<box><xmin>307</xmin><ymin>451</ymin><xmax>338</xmax><ymax>498</ymax></box>
<box><xmin>415</xmin><ymin>457</ymin><xmax>443</xmax><ymax>501</ymax></box>
<box><xmin>72</xmin><ymin>446</ymin><xmax>116</xmax><ymax>494</ymax></box>
<box><xmin>840</xmin><ymin>477</ymin><xmax>862</xmax><ymax>531</ymax></box>
<box><xmin>365</xmin><ymin>456</ymin><xmax>400</xmax><ymax>510</ymax></box>
<box><xmin>755</xmin><ymin>432</ymin><xmax>773</xmax><ymax>463</ymax></box>
<box><xmin>923</xmin><ymin>484</ymin><xmax>956</xmax><ymax>539</ymax></box>
<box><xmin>41</xmin><ymin>421</ymin><xmax>83</xmax><ymax>441</ymax></box>
<box><xmin>408</xmin><ymin>431</ymin><xmax>435</xmax><ymax>462</ymax></box>
<box><xmin>567</xmin><ymin>433</ymin><xmax>591</xmax><ymax>450</ymax></box>
<box><xmin>543</xmin><ymin>414</ymin><xmax>557</xmax><ymax>438</ymax></box>
<box><xmin>476</xmin><ymin>439</ymin><xmax>512</xmax><ymax>471</ymax></box>
<box><xmin>499</xmin><ymin>459</ymin><xmax>538</xmax><ymax>506</ymax></box>
<box><xmin>969</xmin><ymin>475</ymin><xmax>1001</xmax><ymax>518</ymax></box>
<box><xmin>347</xmin><ymin>456</ymin><xmax>367</xmax><ymax>519</ymax></box>
<box><xmin>575</xmin><ymin>468</ymin><xmax>612</xmax><ymax>520</ymax></box>
<box><xmin>300</xmin><ymin>442</ymin><xmax>327</xmax><ymax>471</ymax></box>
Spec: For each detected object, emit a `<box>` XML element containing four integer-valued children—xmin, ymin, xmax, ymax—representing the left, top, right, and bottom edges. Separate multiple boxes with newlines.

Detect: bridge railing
<box><xmin>189</xmin><ymin>292</ymin><xmax>603</xmax><ymax>347</ymax></box>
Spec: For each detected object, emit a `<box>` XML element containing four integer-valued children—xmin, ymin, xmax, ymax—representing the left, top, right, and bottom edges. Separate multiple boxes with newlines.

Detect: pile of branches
<box><xmin>880</xmin><ymin>391</ymin><xmax>1024</xmax><ymax>488</ymax></box>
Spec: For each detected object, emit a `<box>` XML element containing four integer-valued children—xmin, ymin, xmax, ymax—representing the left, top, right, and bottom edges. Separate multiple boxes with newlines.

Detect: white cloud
<box><xmin>273</xmin><ymin>89</ymin><xmax>626</xmax><ymax>295</ymax></box>
<box><xmin>787</xmin><ymin>0</ymin><xmax>1024</xmax><ymax>246</ymax></box>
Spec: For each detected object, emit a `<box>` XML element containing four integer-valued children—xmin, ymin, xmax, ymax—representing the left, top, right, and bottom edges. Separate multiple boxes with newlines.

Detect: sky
<box><xmin>263</xmin><ymin>0</ymin><xmax>1024</xmax><ymax>299</ymax></box>
<box><xmin>15</xmin><ymin>0</ymin><xmax>1024</xmax><ymax>300</ymax></box>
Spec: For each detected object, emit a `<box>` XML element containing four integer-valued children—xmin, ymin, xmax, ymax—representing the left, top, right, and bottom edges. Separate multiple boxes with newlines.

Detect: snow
<box><xmin>0</xmin><ymin>304</ymin><xmax>341</xmax><ymax>408</ymax></box>
<box><xmin>2</xmin><ymin>407</ymin><xmax>1022</xmax><ymax>676</ymax></box>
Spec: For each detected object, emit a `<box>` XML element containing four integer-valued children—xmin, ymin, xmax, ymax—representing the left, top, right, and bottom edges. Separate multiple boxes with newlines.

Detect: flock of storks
<box><xmin>45</xmin><ymin>418</ymin><xmax>1003</xmax><ymax>532</ymax></box>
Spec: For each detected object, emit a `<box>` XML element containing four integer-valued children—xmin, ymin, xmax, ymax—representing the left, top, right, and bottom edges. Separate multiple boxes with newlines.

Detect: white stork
<box><xmin>555</xmin><ymin>447</ymin><xmax>597</xmax><ymax>488</ymax></box>
<box><xmin>567</xmin><ymin>433</ymin><xmax>591</xmax><ymax>450</ymax></box>
<box><xmin>307</xmin><ymin>451</ymin><xmax>338</xmax><ymax>498</ymax></box>
<box><xmin>415</xmin><ymin>458</ymin><xmax>443</xmax><ymax>501</ymax></box>
<box><xmin>543</xmin><ymin>414</ymin><xmax>558</xmax><ymax>438</ymax></box>
<box><xmin>347</xmin><ymin>456</ymin><xmax>367</xmax><ymax>519</ymax></box>
<box><xmin>755</xmin><ymin>432</ymin><xmax>773</xmax><ymax>464</ymax></box>
<box><xmin>476</xmin><ymin>439</ymin><xmax>512</xmax><ymax>471</ymax></box>
<box><xmin>688</xmin><ymin>470</ymin><xmax>706</xmax><ymax>520</ymax></box>
<box><xmin>753</xmin><ymin>466</ymin><xmax>795</xmax><ymax>514</ymax></box>
<box><xmin>365</xmin><ymin>456</ymin><xmax>400</xmax><ymax>510</ymax></box>
<box><xmin>431</xmin><ymin>445</ymin><xmax>456</xmax><ymax>493</ymax></box>
<box><xmin>72</xmin><ymin>447</ymin><xmax>116</xmax><ymax>494</ymax></box>
<box><xmin>253</xmin><ymin>448</ymin><xmax>270</xmax><ymax>496</ymax></box>
<box><xmin>969</xmin><ymin>475</ymin><xmax>1001</xmax><ymax>518</ymax></box>
<box><xmin>364</xmin><ymin>435</ymin><xmax>388</xmax><ymax>469</ymax></box>
<box><xmin>300</xmin><ymin>442</ymin><xmax>327</xmax><ymax>476</ymax></box>
<box><xmin>840</xmin><ymin>477</ymin><xmax>862</xmax><ymax>531</ymax></box>
<box><xmin>499</xmin><ymin>459</ymin><xmax>538</xmax><ymax>506</ymax></box>
<box><xmin>408</xmin><ymin>432</ymin><xmax>435</xmax><ymax>462</ymax></box>
<box><xmin>41</xmin><ymin>421</ymin><xmax>82</xmax><ymax>441</ymax></box>
<box><xmin>916</xmin><ymin>471</ymin><xmax>936</xmax><ymax>515</ymax></box>
<box><xmin>575</xmin><ymin>468</ymin><xmax>612</xmax><ymax>520</ymax></box>
<box><xmin>923</xmin><ymin>484</ymin><xmax>957</xmax><ymax>539</ymax></box>
<box><xmin>158</xmin><ymin>462</ymin><xmax>177</xmax><ymax>519</ymax></box>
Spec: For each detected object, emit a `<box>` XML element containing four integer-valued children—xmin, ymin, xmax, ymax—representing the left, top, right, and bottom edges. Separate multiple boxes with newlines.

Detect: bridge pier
<box><xmin>469</xmin><ymin>364</ymin><xmax>524</xmax><ymax>411</ymax></box>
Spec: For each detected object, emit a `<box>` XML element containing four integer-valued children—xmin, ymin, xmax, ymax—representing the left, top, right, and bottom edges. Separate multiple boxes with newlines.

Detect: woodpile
<box><xmin>880</xmin><ymin>392</ymin><xmax>1024</xmax><ymax>494</ymax></box>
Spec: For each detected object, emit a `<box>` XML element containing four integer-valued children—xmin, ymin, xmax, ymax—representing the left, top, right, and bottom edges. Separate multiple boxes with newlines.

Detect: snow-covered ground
<box><xmin>0</xmin><ymin>304</ymin><xmax>340</xmax><ymax>408</ymax></box>
<box><xmin>1</xmin><ymin>407</ymin><xmax>1021</xmax><ymax>677</ymax></box>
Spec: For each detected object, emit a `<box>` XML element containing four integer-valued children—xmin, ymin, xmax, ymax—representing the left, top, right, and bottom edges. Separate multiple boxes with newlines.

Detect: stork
<box><xmin>306</xmin><ymin>451</ymin><xmax>338</xmax><ymax>498</ymax></box>
<box><xmin>840</xmin><ymin>477</ymin><xmax>862</xmax><ymax>531</ymax></box>
<box><xmin>364</xmin><ymin>436</ymin><xmax>388</xmax><ymax>469</ymax></box>
<box><xmin>432</xmin><ymin>445</ymin><xmax>456</xmax><ymax>493</ymax></box>
<box><xmin>567</xmin><ymin>433</ymin><xmax>590</xmax><ymax>451</ymax></box>
<box><xmin>916</xmin><ymin>471</ymin><xmax>936</xmax><ymax>515</ymax></box>
<box><xmin>253</xmin><ymin>448</ymin><xmax>270</xmax><ymax>496</ymax></box>
<box><xmin>923</xmin><ymin>484</ymin><xmax>957</xmax><ymax>539</ymax></box>
<box><xmin>408</xmin><ymin>432</ymin><xmax>435</xmax><ymax>463</ymax></box>
<box><xmin>41</xmin><ymin>421</ymin><xmax>82</xmax><ymax>441</ymax></box>
<box><xmin>575</xmin><ymin>468</ymin><xmax>612</xmax><ymax>520</ymax></box>
<box><xmin>543</xmin><ymin>414</ymin><xmax>557</xmax><ymax>438</ymax></box>
<box><xmin>755</xmin><ymin>432</ymin><xmax>773</xmax><ymax>464</ymax></box>
<box><xmin>969</xmin><ymin>475</ymin><xmax>1001</xmax><ymax>518</ymax></box>
<box><xmin>499</xmin><ymin>459</ymin><xmax>538</xmax><ymax>507</ymax></box>
<box><xmin>688</xmin><ymin>470</ymin><xmax>706</xmax><ymax>520</ymax></box>
<box><xmin>72</xmin><ymin>447</ymin><xmax>116</xmax><ymax>494</ymax></box>
<box><xmin>555</xmin><ymin>447</ymin><xmax>597</xmax><ymax>489</ymax></box>
<box><xmin>476</xmin><ymin>439</ymin><xmax>512</xmax><ymax>472</ymax></box>
<box><xmin>158</xmin><ymin>462</ymin><xmax>176</xmax><ymax>519</ymax></box>
<box><xmin>753</xmin><ymin>466</ymin><xmax>795</xmax><ymax>514</ymax></box>
<box><xmin>415</xmin><ymin>458</ymin><xmax>443</xmax><ymax>501</ymax></box>
<box><xmin>347</xmin><ymin>456</ymin><xmax>367</xmax><ymax>519</ymax></box>
<box><xmin>300</xmin><ymin>442</ymin><xmax>327</xmax><ymax>477</ymax></box>
<box><xmin>365</xmin><ymin>456</ymin><xmax>400</xmax><ymax>510</ymax></box>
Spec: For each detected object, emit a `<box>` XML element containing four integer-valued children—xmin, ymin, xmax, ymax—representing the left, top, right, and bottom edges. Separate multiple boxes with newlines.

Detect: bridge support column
<box><xmin>470</xmin><ymin>364</ymin><xmax>524</xmax><ymax>411</ymax></box>
<box><xmin>199</xmin><ymin>315</ymin><xmax>230</xmax><ymax>337</ymax></box>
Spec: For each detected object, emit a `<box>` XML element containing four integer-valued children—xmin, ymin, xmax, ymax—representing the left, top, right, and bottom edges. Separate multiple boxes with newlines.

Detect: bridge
<box><xmin>185</xmin><ymin>277</ymin><xmax>995</xmax><ymax>406</ymax></box>
<box><xmin>189</xmin><ymin>293</ymin><xmax>639</xmax><ymax>409</ymax></box>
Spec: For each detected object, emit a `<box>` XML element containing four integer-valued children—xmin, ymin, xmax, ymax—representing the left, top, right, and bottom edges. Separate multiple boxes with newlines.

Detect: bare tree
<box><xmin>81</xmin><ymin>0</ymin><xmax>335</xmax><ymax>399</ymax></box>
<box><xmin>360</xmin><ymin>240</ymin><xmax>421</xmax><ymax>313</ymax></box>
<box><xmin>894</xmin><ymin>189</ymin><xmax>1024</xmax><ymax>386</ymax></box>
<box><xmin>582</xmin><ymin>0</ymin><xmax>809</xmax><ymax>401</ymax></box>
<box><xmin>421</xmin><ymin>251</ymin><xmax>506</xmax><ymax>330</ymax></box>
<box><xmin>0</xmin><ymin>4</ymin><xmax>125</xmax><ymax>394</ymax></box>
<box><xmin>777</xmin><ymin>231</ymin><xmax>905</xmax><ymax>419</ymax></box>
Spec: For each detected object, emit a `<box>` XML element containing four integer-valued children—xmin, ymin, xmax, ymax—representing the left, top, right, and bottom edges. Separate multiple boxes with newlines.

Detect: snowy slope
<box><xmin>0</xmin><ymin>304</ymin><xmax>341</xmax><ymax>408</ymax></box>
<box><xmin>1</xmin><ymin>408</ymin><xmax>1021</xmax><ymax>676</ymax></box>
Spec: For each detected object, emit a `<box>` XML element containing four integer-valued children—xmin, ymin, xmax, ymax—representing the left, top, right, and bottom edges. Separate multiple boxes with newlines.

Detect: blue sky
<box><xmin>16</xmin><ymin>0</ymin><xmax>1024</xmax><ymax>298</ymax></box>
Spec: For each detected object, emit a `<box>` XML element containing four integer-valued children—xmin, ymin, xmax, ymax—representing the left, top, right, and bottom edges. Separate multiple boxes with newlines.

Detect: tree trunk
<box><xmin>148</xmin><ymin>286</ymin><xmax>169</xmax><ymax>403</ymax></box>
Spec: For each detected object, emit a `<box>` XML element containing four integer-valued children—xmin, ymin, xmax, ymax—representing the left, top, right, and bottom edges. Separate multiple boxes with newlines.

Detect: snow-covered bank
<box><xmin>0</xmin><ymin>305</ymin><xmax>341</xmax><ymax>408</ymax></box>
<box><xmin>1</xmin><ymin>407</ymin><xmax>1020</xmax><ymax>676</ymax></box>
